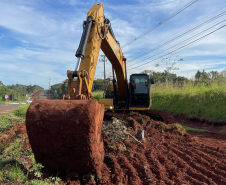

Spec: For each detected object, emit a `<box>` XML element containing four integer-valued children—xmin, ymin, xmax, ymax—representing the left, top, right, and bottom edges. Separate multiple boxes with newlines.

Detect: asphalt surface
<box><xmin>39</xmin><ymin>90</ymin><xmax>48</xmax><ymax>99</ymax></box>
<box><xmin>0</xmin><ymin>103</ymin><xmax>24</xmax><ymax>115</ymax></box>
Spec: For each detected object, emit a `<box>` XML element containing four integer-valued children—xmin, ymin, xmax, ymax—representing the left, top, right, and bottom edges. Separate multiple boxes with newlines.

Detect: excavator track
<box><xmin>104</xmin><ymin>110</ymin><xmax>175</xmax><ymax>124</ymax></box>
<box><xmin>144</xmin><ymin>110</ymin><xmax>175</xmax><ymax>124</ymax></box>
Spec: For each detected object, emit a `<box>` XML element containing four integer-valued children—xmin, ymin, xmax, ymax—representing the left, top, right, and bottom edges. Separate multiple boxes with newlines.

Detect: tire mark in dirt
<box><xmin>104</xmin><ymin>155</ymin><xmax>124</xmax><ymax>184</ymax></box>
<box><xmin>169</xmin><ymin>144</ymin><xmax>226</xmax><ymax>184</ymax></box>
<box><xmin>171</xmin><ymin>143</ymin><xmax>226</xmax><ymax>179</ymax></box>
<box><xmin>156</xmin><ymin>148</ymin><xmax>186</xmax><ymax>184</ymax></box>
<box><xmin>117</xmin><ymin>153</ymin><xmax>142</xmax><ymax>185</ymax></box>
<box><xmin>167</xmin><ymin>148</ymin><xmax>213</xmax><ymax>184</ymax></box>
<box><xmin>199</xmin><ymin>145</ymin><xmax>226</xmax><ymax>160</ymax></box>
<box><xmin>127</xmin><ymin>151</ymin><xmax>154</xmax><ymax>185</ymax></box>
<box><xmin>145</xmin><ymin>149</ymin><xmax>174</xmax><ymax>184</ymax></box>
<box><xmin>189</xmin><ymin>147</ymin><xmax>226</xmax><ymax>172</ymax></box>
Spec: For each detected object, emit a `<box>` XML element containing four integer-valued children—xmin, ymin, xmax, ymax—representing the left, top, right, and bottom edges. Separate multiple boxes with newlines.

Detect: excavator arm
<box><xmin>65</xmin><ymin>3</ymin><xmax>127</xmax><ymax>101</ymax></box>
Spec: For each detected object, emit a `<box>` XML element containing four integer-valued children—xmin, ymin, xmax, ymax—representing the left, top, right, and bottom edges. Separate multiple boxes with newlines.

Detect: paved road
<box><xmin>39</xmin><ymin>90</ymin><xmax>55</xmax><ymax>99</ymax></box>
<box><xmin>39</xmin><ymin>90</ymin><xmax>48</xmax><ymax>99</ymax></box>
<box><xmin>0</xmin><ymin>103</ymin><xmax>25</xmax><ymax>115</ymax></box>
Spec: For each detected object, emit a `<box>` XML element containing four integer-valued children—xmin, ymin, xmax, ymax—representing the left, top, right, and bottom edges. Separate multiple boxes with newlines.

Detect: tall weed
<box><xmin>151</xmin><ymin>81</ymin><xmax>226</xmax><ymax>121</ymax></box>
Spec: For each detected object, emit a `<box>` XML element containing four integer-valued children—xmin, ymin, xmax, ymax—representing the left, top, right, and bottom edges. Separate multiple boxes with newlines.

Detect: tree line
<box><xmin>50</xmin><ymin>78</ymin><xmax>105</xmax><ymax>99</ymax></box>
<box><xmin>50</xmin><ymin>68</ymin><xmax>226</xmax><ymax>99</ymax></box>
<box><xmin>0</xmin><ymin>81</ymin><xmax>43</xmax><ymax>101</ymax></box>
<box><xmin>194</xmin><ymin>70</ymin><xmax>226</xmax><ymax>85</ymax></box>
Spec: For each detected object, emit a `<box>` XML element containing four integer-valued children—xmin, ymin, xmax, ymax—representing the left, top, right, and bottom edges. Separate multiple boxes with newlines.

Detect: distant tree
<box><xmin>6</xmin><ymin>84</ymin><xmax>43</xmax><ymax>95</ymax></box>
<box><xmin>208</xmin><ymin>71</ymin><xmax>220</xmax><ymax>82</ymax></box>
<box><xmin>0</xmin><ymin>81</ymin><xmax>3</xmax><ymax>92</ymax></box>
<box><xmin>140</xmin><ymin>70</ymin><xmax>155</xmax><ymax>75</ymax></box>
<box><xmin>140</xmin><ymin>70</ymin><xmax>188</xmax><ymax>86</ymax></box>
<box><xmin>220</xmin><ymin>68</ymin><xmax>226</xmax><ymax>77</ymax></box>
<box><xmin>93</xmin><ymin>79</ymin><xmax>105</xmax><ymax>91</ymax></box>
<box><xmin>195</xmin><ymin>70</ymin><xmax>201</xmax><ymax>83</ymax></box>
<box><xmin>194</xmin><ymin>70</ymin><xmax>211</xmax><ymax>85</ymax></box>
<box><xmin>155</xmin><ymin>55</ymin><xmax>183</xmax><ymax>86</ymax></box>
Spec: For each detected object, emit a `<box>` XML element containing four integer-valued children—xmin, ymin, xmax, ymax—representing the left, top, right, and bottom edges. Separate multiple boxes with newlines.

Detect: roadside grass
<box><xmin>0</xmin><ymin>104</ymin><xmax>29</xmax><ymax>132</ymax></box>
<box><xmin>0</xmin><ymin>105</ymin><xmax>61</xmax><ymax>184</ymax></box>
<box><xmin>92</xmin><ymin>91</ymin><xmax>104</xmax><ymax>102</ymax></box>
<box><xmin>13</xmin><ymin>104</ymin><xmax>30</xmax><ymax>118</ymax></box>
<box><xmin>0</xmin><ymin>113</ymin><xmax>25</xmax><ymax>132</ymax></box>
<box><xmin>0</xmin><ymin>160</ymin><xmax>26</xmax><ymax>182</ymax></box>
<box><xmin>151</xmin><ymin>81</ymin><xmax>226</xmax><ymax>121</ymax></box>
<box><xmin>182</xmin><ymin>125</ymin><xmax>210</xmax><ymax>132</ymax></box>
<box><xmin>0</xmin><ymin>100</ymin><xmax>26</xmax><ymax>104</ymax></box>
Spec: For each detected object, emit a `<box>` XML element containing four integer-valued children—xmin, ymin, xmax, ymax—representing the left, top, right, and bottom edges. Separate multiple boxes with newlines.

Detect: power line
<box><xmin>121</xmin><ymin>0</ymin><xmax>198</xmax><ymax>48</ymax></box>
<box><xmin>103</xmin><ymin>5</ymin><xmax>226</xmax><ymax>74</ymax></box>
<box><xmin>128</xmin><ymin>9</ymin><xmax>226</xmax><ymax>64</ymax></box>
<box><xmin>127</xmin><ymin>24</ymin><xmax>226</xmax><ymax>72</ymax></box>
<box><xmin>126</xmin><ymin>18</ymin><xmax>226</xmax><ymax>70</ymax></box>
<box><xmin>98</xmin><ymin>5</ymin><xmax>226</xmax><ymax>77</ymax></box>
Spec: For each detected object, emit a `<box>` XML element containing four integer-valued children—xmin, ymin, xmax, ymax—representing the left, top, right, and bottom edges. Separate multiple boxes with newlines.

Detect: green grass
<box><xmin>92</xmin><ymin>91</ymin><xmax>104</xmax><ymax>102</ymax></box>
<box><xmin>0</xmin><ymin>104</ymin><xmax>28</xmax><ymax>132</ymax></box>
<box><xmin>0</xmin><ymin>105</ymin><xmax>63</xmax><ymax>184</ymax></box>
<box><xmin>151</xmin><ymin>81</ymin><xmax>226</xmax><ymax>121</ymax></box>
<box><xmin>0</xmin><ymin>160</ymin><xmax>26</xmax><ymax>182</ymax></box>
<box><xmin>0</xmin><ymin>113</ymin><xmax>25</xmax><ymax>132</ymax></box>
<box><xmin>13</xmin><ymin>104</ymin><xmax>30</xmax><ymax>118</ymax></box>
<box><xmin>182</xmin><ymin>126</ymin><xmax>210</xmax><ymax>132</ymax></box>
<box><xmin>0</xmin><ymin>100</ymin><xmax>26</xmax><ymax>104</ymax></box>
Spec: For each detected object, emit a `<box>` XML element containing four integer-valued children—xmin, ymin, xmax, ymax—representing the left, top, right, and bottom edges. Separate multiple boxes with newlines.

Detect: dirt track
<box><xmin>1</xmin><ymin>112</ymin><xmax>226</xmax><ymax>185</ymax></box>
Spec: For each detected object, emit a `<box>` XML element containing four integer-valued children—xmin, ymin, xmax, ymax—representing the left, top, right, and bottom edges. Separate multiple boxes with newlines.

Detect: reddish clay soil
<box><xmin>1</xmin><ymin>111</ymin><xmax>226</xmax><ymax>185</ymax></box>
<box><xmin>0</xmin><ymin>122</ymin><xmax>30</xmax><ymax>151</ymax></box>
<box><xmin>26</xmin><ymin>99</ymin><xmax>105</xmax><ymax>174</ymax></box>
<box><xmin>174</xmin><ymin>113</ymin><xmax>226</xmax><ymax>132</ymax></box>
<box><xmin>30</xmin><ymin>90</ymin><xmax>43</xmax><ymax>99</ymax></box>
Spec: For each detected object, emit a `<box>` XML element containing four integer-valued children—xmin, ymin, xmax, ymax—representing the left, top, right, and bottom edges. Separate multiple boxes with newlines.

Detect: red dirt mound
<box><xmin>0</xmin><ymin>122</ymin><xmax>30</xmax><ymax>151</ymax></box>
<box><xmin>63</xmin><ymin>113</ymin><xmax>226</xmax><ymax>185</ymax></box>
<box><xmin>30</xmin><ymin>90</ymin><xmax>43</xmax><ymax>99</ymax></box>
<box><xmin>26</xmin><ymin>99</ymin><xmax>105</xmax><ymax>174</ymax></box>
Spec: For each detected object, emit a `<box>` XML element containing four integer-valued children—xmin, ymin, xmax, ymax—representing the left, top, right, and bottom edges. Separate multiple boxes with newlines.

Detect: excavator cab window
<box><xmin>129</xmin><ymin>74</ymin><xmax>150</xmax><ymax>108</ymax></box>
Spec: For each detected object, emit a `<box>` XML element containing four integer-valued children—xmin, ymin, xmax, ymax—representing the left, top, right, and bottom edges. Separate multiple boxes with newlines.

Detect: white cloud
<box><xmin>0</xmin><ymin>0</ymin><xmax>226</xmax><ymax>89</ymax></box>
<box><xmin>19</xmin><ymin>5</ymin><xmax>33</xmax><ymax>11</ymax></box>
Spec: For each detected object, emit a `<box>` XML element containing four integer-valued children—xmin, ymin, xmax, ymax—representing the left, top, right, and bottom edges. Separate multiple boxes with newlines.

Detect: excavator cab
<box><xmin>102</xmin><ymin>73</ymin><xmax>152</xmax><ymax>110</ymax></box>
<box><xmin>129</xmin><ymin>74</ymin><xmax>150</xmax><ymax>108</ymax></box>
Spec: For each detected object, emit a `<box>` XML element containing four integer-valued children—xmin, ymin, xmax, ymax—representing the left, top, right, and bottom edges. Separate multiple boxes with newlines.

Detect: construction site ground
<box><xmin>1</xmin><ymin>109</ymin><xmax>226</xmax><ymax>185</ymax></box>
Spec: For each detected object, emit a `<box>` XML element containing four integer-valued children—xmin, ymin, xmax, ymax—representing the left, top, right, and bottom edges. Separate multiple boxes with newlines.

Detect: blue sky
<box><xmin>0</xmin><ymin>0</ymin><xmax>226</xmax><ymax>88</ymax></box>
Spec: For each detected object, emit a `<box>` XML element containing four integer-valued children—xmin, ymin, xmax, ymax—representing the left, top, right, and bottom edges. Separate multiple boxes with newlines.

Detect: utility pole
<box><xmin>99</xmin><ymin>55</ymin><xmax>107</xmax><ymax>89</ymax></box>
<box><xmin>48</xmin><ymin>79</ymin><xmax>51</xmax><ymax>99</ymax></box>
<box><xmin>99</xmin><ymin>55</ymin><xmax>107</xmax><ymax>80</ymax></box>
<box><xmin>56</xmin><ymin>78</ymin><xmax>57</xmax><ymax>84</ymax></box>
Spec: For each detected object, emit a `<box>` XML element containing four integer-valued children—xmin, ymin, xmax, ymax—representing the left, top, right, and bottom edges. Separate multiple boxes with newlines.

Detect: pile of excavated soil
<box><xmin>1</xmin><ymin>112</ymin><xmax>226</xmax><ymax>185</ymax></box>
<box><xmin>30</xmin><ymin>90</ymin><xmax>43</xmax><ymax>99</ymax></box>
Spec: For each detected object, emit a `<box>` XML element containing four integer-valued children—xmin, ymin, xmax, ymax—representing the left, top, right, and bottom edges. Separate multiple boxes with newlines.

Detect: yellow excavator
<box><xmin>26</xmin><ymin>3</ymin><xmax>154</xmax><ymax>174</ymax></box>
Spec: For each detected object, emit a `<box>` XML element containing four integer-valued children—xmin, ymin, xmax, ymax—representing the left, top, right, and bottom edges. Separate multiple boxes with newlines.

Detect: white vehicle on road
<box><xmin>26</xmin><ymin>99</ymin><xmax>33</xmax><ymax>104</ymax></box>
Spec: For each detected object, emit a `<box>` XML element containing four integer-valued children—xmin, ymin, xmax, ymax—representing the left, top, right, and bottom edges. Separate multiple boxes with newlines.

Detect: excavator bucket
<box><xmin>26</xmin><ymin>99</ymin><xmax>105</xmax><ymax>173</ymax></box>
